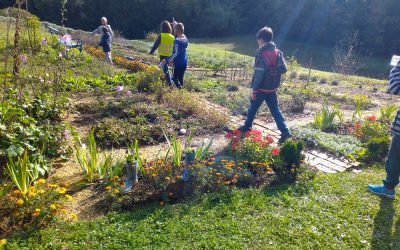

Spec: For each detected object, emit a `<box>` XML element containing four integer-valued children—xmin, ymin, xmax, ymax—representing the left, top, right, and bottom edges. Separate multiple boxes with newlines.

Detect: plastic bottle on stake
<box><xmin>391</xmin><ymin>55</ymin><xmax>400</xmax><ymax>66</ymax></box>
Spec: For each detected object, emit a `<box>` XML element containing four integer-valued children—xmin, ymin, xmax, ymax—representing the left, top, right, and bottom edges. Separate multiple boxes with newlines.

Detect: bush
<box><xmin>362</xmin><ymin>136</ymin><xmax>390</xmax><ymax>163</ymax></box>
<box><xmin>274</xmin><ymin>140</ymin><xmax>305</xmax><ymax>182</ymax></box>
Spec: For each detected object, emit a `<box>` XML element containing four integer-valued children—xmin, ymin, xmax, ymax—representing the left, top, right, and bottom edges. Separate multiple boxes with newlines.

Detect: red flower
<box><xmin>232</xmin><ymin>129</ymin><xmax>241</xmax><ymax>137</ymax></box>
<box><xmin>225</xmin><ymin>129</ymin><xmax>241</xmax><ymax>139</ymax></box>
<box><xmin>367</xmin><ymin>115</ymin><xmax>377</xmax><ymax>122</ymax></box>
<box><xmin>232</xmin><ymin>139</ymin><xmax>240</xmax><ymax>151</ymax></box>
<box><xmin>354</xmin><ymin>123</ymin><xmax>362</xmax><ymax>129</ymax></box>
<box><xmin>271</xmin><ymin>147</ymin><xmax>280</xmax><ymax>156</ymax></box>
<box><xmin>265</xmin><ymin>135</ymin><xmax>274</xmax><ymax>145</ymax></box>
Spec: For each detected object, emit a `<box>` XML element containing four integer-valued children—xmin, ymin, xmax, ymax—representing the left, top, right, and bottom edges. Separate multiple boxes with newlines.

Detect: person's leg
<box><xmin>265</xmin><ymin>92</ymin><xmax>291</xmax><ymax>136</ymax></box>
<box><xmin>241</xmin><ymin>93</ymin><xmax>264</xmax><ymax>132</ymax></box>
<box><xmin>368</xmin><ymin>134</ymin><xmax>400</xmax><ymax>198</ymax></box>
<box><xmin>179</xmin><ymin>65</ymin><xmax>187</xmax><ymax>88</ymax></box>
<box><xmin>172</xmin><ymin>67</ymin><xmax>181</xmax><ymax>88</ymax></box>
<box><xmin>160</xmin><ymin>56</ymin><xmax>172</xmax><ymax>85</ymax></box>
<box><xmin>106</xmin><ymin>52</ymin><xmax>113</xmax><ymax>65</ymax></box>
<box><xmin>384</xmin><ymin>134</ymin><xmax>400</xmax><ymax>189</ymax></box>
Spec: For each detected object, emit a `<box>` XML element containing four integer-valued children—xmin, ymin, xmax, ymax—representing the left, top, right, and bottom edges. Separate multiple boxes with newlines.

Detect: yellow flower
<box><xmin>49</xmin><ymin>204</ymin><xmax>57</xmax><ymax>210</ymax></box>
<box><xmin>65</xmin><ymin>194</ymin><xmax>73</xmax><ymax>200</ymax></box>
<box><xmin>61</xmin><ymin>209</ymin><xmax>67</xmax><ymax>214</ymax></box>
<box><xmin>57</xmin><ymin>188</ymin><xmax>67</xmax><ymax>194</ymax></box>
<box><xmin>70</xmin><ymin>213</ymin><xmax>78</xmax><ymax>220</ymax></box>
<box><xmin>16</xmin><ymin>199</ymin><xmax>24</xmax><ymax>206</ymax></box>
<box><xmin>0</xmin><ymin>239</ymin><xmax>7</xmax><ymax>247</ymax></box>
<box><xmin>48</xmin><ymin>184</ymin><xmax>58</xmax><ymax>188</ymax></box>
<box><xmin>165</xmin><ymin>176</ymin><xmax>171</xmax><ymax>182</ymax></box>
<box><xmin>37</xmin><ymin>189</ymin><xmax>45</xmax><ymax>194</ymax></box>
<box><xmin>28</xmin><ymin>191</ymin><xmax>37</xmax><ymax>198</ymax></box>
<box><xmin>113</xmin><ymin>189</ymin><xmax>120</xmax><ymax>194</ymax></box>
<box><xmin>105</xmin><ymin>186</ymin><xmax>112</xmax><ymax>191</ymax></box>
<box><xmin>38</xmin><ymin>178</ymin><xmax>46</xmax><ymax>184</ymax></box>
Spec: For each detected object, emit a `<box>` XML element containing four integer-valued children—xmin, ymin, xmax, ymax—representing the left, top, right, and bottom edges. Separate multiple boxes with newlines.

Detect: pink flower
<box><xmin>62</xmin><ymin>34</ymin><xmax>72</xmax><ymax>44</ymax></box>
<box><xmin>58</xmin><ymin>52</ymin><xmax>63</xmax><ymax>58</ymax></box>
<box><xmin>63</xmin><ymin>130</ymin><xmax>71</xmax><ymax>140</ymax></box>
<box><xmin>271</xmin><ymin>147</ymin><xmax>280</xmax><ymax>156</ymax></box>
<box><xmin>116</xmin><ymin>86</ymin><xmax>124</xmax><ymax>93</ymax></box>
<box><xmin>125</xmin><ymin>90</ymin><xmax>132</xmax><ymax>97</ymax></box>
<box><xmin>367</xmin><ymin>115</ymin><xmax>377</xmax><ymax>122</ymax></box>
<box><xmin>42</xmin><ymin>38</ymin><xmax>48</xmax><ymax>46</ymax></box>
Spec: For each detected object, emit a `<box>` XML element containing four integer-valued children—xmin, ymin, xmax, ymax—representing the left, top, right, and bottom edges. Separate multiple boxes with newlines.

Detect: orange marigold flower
<box><xmin>215</xmin><ymin>173</ymin><xmax>222</xmax><ymax>177</ymax></box>
<box><xmin>32</xmin><ymin>208</ymin><xmax>41</xmax><ymax>217</ymax></box>
<box><xmin>224</xmin><ymin>181</ymin><xmax>231</xmax><ymax>185</ymax></box>
<box><xmin>160</xmin><ymin>201</ymin><xmax>165</xmax><ymax>206</ymax></box>
<box><xmin>105</xmin><ymin>186</ymin><xmax>112</xmax><ymax>191</ymax></box>
<box><xmin>165</xmin><ymin>176</ymin><xmax>171</xmax><ymax>182</ymax></box>
<box><xmin>16</xmin><ymin>199</ymin><xmax>24</xmax><ymax>206</ymax></box>
<box><xmin>233</xmin><ymin>174</ymin><xmax>239</xmax><ymax>179</ymax></box>
<box><xmin>12</xmin><ymin>190</ymin><xmax>22</xmax><ymax>196</ymax></box>
<box><xmin>231</xmin><ymin>179</ymin><xmax>238</xmax><ymax>184</ymax></box>
<box><xmin>113</xmin><ymin>189</ymin><xmax>120</xmax><ymax>194</ymax></box>
<box><xmin>49</xmin><ymin>204</ymin><xmax>57</xmax><ymax>210</ymax></box>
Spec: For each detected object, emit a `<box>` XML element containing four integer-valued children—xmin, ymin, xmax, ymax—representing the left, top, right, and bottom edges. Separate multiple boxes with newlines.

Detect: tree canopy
<box><xmin>1</xmin><ymin>0</ymin><xmax>399</xmax><ymax>57</ymax></box>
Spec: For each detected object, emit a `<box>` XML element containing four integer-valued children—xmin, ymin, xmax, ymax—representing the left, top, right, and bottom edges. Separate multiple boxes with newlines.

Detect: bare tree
<box><xmin>333</xmin><ymin>31</ymin><xmax>364</xmax><ymax>76</ymax></box>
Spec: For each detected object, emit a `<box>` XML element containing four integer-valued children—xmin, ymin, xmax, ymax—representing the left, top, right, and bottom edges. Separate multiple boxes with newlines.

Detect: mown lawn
<box><xmin>7</xmin><ymin>168</ymin><xmax>400</xmax><ymax>249</ymax></box>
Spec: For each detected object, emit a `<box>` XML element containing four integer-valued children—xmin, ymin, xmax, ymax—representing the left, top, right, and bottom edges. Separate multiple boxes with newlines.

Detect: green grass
<box><xmin>6</xmin><ymin>168</ymin><xmax>400</xmax><ymax>249</ymax></box>
<box><xmin>193</xmin><ymin>35</ymin><xmax>391</xmax><ymax>79</ymax></box>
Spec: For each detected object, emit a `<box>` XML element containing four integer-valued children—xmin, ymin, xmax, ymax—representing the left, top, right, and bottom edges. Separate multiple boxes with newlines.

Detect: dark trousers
<box><xmin>384</xmin><ymin>134</ymin><xmax>400</xmax><ymax>189</ymax></box>
<box><xmin>160</xmin><ymin>56</ymin><xmax>172</xmax><ymax>85</ymax></box>
<box><xmin>243</xmin><ymin>92</ymin><xmax>290</xmax><ymax>136</ymax></box>
<box><xmin>173</xmin><ymin>65</ymin><xmax>187</xmax><ymax>88</ymax></box>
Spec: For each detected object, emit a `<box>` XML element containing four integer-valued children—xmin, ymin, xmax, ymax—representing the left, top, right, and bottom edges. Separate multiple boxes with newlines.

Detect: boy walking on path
<box><xmin>239</xmin><ymin>27</ymin><xmax>292</xmax><ymax>143</ymax></box>
<box><xmin>368</xmin><ymin>62</ymin><xmax>400</xmax><ymax>199</ymax></box>
<box><xmin>162</xmin><ymin>23</ymin><xmax>188</xmax><ymax>88</ymax></box>
<box><xmin>150</xmin><ymin>21</ymin><xmax>175</xmax><ymax>86</ymax></box>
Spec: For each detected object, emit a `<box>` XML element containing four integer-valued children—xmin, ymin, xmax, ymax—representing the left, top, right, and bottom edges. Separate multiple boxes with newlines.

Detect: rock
<box><xmin>179</xmin><ymin>128</ymin><xmax>187</xmax><ymax>135</ymax></box>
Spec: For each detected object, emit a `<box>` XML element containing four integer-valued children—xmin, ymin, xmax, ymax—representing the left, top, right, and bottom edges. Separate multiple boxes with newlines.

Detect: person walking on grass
<box><xmin>161</xmin><ymin>23</ymin><xmax>188</xmax><ymax>89</ymax></box>
<box><xmin>98</xmin><ymin>26</ymin><xmax>113</xmax><ymax>65</ymax></box>
<box><xmin>239</xmin><ymin>26</ymin><xmax>292</xmax><ymax>144</ymax></box>
<box><xmin>149</xmin><ymin>21</ymin><xmax>175</xmax><ymax>86</ymax></box>
<box><xmin>90</xmin><ymin>17</ymin><xmax>114</xmax><ymax>65</ymax></box>
<box><xmin>368</xmin><ymin>61</ymin><xmax>400</xmax><ymax>199</ymax></box>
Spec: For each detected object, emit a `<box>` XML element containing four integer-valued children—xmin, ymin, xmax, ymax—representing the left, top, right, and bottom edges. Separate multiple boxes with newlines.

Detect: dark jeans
<box><xmin>243</xmin><ymin>92</ymin><xmax>290</xmax><ymax>136</ymax></box>
<box><xmin>173</xmin><ymin>65</ymin><xmax>187</xmax><ymax>88</ymax></box>
<box><xmin>160</xmin><ymin>56</ymin><xmax>172</xmax><ymax>85</ymax></box>
<box><xmin>383</xmin><ymin>134</ymin><xmax>400</xmax><ymax>189</ymax></box>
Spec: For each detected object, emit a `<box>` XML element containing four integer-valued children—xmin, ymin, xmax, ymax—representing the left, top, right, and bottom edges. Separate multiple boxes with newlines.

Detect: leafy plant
<box><xmin>362</xmin><ymin>136</ymin><xmax>390</xmax><ymax>163</ymax></box>
<box><xmin>171</xmin><ymin>135</ymin><xmax>182</xmax><ymax>168</ymax></box>
<box><xmin>195</xmin><ymin>138</ymin><xmax>214</xmax><ymax>161</ymax></box>
<box><xmin>313</xmin><ymin>103</ymin><xmax>340</xmax><ymax>131</ymax></box>
<box><xmin>6</xmin><ymin>151</ymin><xmax>32</xmax><ymax>195</ymax></box>
<box><xmin>379</xmin><ymin>104</ymin><xmax>398</xmax><ymax>125</ymax></box>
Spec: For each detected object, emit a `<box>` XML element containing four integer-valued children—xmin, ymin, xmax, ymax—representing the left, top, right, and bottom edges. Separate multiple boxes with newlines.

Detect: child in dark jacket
<box><xmin>239</xmin><ymin>26</ymin><xmax>291</xmax><ymax>143</ymax></box>
<box><xmin>99</xmin><ymin>26</ymin><xmax>113</xmax><ymax>65</ymax></box>
<box><xmin>368</xmin><ymin>61</ymin><xmax>400</xmax><ymax>199</ymax></box>
<box><xmin>162</xmin><ymin>23</ymin><xmax>188</xmax><ymax>88</ymax></box>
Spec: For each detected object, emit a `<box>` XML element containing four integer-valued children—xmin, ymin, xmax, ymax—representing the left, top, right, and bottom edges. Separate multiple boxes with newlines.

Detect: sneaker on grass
<box><xmin>368</xmin><ymin>184</ymin><xmax>395</xmax><ymax>199</ymax></box>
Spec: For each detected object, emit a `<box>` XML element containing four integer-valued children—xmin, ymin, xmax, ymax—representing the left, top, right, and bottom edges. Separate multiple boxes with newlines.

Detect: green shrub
<box><xmin>362</xmin><ymin>136</ymin><xmax>390</xmax><ymax>163</ymax></box>
<box><xmin>274</xmin><ymin>140</ymin><xmax>305</xmax><ymax>182</ymax></box>
<box><xmin>313</xmin><ymin>103</ymin><xmax>340</xmax><ymax>132</ymax></box>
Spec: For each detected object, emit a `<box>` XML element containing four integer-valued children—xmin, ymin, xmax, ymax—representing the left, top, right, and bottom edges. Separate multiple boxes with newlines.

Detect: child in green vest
<box><xmin>150</xmin><ymin>21</ymin><xmax>175</xmax><ymax>86</ymax></box>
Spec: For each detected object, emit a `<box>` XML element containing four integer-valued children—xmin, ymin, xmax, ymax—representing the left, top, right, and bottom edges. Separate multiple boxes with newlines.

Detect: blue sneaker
<box><xmin>368</xmin><ymin>184</ymin><xmax>395</xmax><ymax>199</ymax></box>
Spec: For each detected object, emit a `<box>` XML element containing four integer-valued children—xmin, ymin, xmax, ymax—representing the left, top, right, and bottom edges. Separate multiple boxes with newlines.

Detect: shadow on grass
<box><xmin>371</xmin><ymin>197</ymin><xmax>395</xmax><ymax>250</ymax></box>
